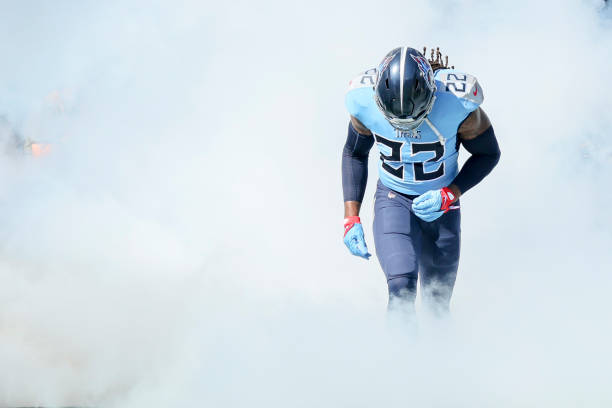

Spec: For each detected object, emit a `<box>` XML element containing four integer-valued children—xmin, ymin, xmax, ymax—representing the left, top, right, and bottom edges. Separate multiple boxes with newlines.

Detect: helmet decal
<box><xmin>411</xmin><ymin>54</ymin><xmax>435</xmax><ymax>92</ymax></box>
<box><xmin>377</xmin><ymin>49</ymin><xmax>399</xmax><ymax>79</ymax></box>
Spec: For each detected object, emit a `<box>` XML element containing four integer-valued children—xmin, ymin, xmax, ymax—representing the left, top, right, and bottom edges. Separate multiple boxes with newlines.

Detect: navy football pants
<box><xmin>373</xmin><ymin>180</ymin><xmax>461</xmax><ymax>314</ymax></box>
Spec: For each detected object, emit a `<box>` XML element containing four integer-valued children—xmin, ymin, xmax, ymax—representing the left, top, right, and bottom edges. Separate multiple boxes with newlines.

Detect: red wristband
<box><xmin>343</xmin><ymin>216</ymin><xmax>361</xmax><ymax>237</ymax></box>
<box><xmin>440</xmin><ymin>187</ymin><xmax>457</xmax><ymax>213</ymax></box>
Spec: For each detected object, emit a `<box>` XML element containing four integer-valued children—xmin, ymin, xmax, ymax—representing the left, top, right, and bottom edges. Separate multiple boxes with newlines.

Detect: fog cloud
<box><xmin>1</xmin><ymin>1</ymin><xmax>611</xmax><ymax>406</ymax></box>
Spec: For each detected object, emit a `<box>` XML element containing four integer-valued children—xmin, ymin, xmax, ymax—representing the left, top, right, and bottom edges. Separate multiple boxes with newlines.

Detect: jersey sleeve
<box><xmin>434</xmin><ymin>69</ymin><xmax>484</xmax><ymax>114</ymax></box>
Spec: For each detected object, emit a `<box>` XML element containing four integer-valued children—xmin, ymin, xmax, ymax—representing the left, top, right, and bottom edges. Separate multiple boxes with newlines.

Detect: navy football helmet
<box><xmin>374</xmin><ymin>47</ymin><xmax>437</xmax><ymax>131</ymax></box>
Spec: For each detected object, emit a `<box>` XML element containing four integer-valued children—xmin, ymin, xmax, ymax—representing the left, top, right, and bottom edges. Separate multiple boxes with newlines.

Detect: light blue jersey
<box><xmin>346</xmin><ymin>68</ymin><xmax>484</xmax><ymax>195</ymax></box>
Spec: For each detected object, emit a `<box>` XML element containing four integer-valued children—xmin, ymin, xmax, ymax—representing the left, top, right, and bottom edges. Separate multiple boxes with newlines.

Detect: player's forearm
<box><xmin>344</xmin><ymin>201</ymin><xmax>362</xmax><ymax>217</ymax></box>
<box><xmin>342</xmin><ymin>148</ymin><xmax>369</xmax><ymax>202</ymax></box>
<box><xmin>341</xmin><ymin>121</ymin><xmax>374</xmax><ymax>204</ymax></box>
<box><xmin>452</xmin><ymin>125</ymin><xmax>501</xmax><ymax>194</ymax></box>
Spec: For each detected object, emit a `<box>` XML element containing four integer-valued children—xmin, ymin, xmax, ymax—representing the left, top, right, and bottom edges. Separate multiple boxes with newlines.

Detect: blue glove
<box><xmin>412</xmin><ymin>187</ymin><xmax>457</xmax><ymax>222</ymax></box>
<box><xmin>343</xmin><ymin>216</ymin><xmax>371</xmax><ymax>260</ymax></box>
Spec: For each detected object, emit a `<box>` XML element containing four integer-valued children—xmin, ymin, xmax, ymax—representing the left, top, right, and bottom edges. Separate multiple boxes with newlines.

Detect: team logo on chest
<box><xmin>397</xmin><ymin>129</ymin><xmax>421</xmax><ymax>139</ymax></box>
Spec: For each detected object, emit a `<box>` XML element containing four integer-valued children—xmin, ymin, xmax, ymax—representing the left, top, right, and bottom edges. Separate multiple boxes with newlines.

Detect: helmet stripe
<box><xmin>399</xmin><ymin>46</ymin><xmax>406</xmax><ymax>115</ymax></box>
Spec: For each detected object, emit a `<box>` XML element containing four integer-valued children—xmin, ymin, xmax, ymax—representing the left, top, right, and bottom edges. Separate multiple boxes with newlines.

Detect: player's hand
<box><xmin>343</xmin><ymin>216</ymin><xmax>371</xmax><ymax>260</ymax></box>
<box><xmin>412</xmin><ymin>187</ymin><xmax>456</xmax><ymax>222</ymax></box>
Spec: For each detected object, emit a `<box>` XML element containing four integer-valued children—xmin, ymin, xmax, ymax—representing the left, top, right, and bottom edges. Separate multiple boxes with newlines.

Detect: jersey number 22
<box><xmin>374</xmin><ymin>134</ymin><xmax>445</xmax><ymax>182</ymax></box>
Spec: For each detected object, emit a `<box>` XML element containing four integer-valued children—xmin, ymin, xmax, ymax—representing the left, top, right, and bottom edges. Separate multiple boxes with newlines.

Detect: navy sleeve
<box><xmin>342</xmin><ymin>121</ymin><xmax>374</xmax><ymax>202</ymax></box>
<box><xmin>452</xmin><ymin>125</ymin><xmax>501</xmax><ymax>194</ymax></box>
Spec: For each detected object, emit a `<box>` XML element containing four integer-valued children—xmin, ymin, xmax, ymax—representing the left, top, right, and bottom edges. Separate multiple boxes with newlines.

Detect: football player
<box><xmin>342</xmin><ymin>47</ymin><xmax>500</xmax><ymax>315</ymax></box>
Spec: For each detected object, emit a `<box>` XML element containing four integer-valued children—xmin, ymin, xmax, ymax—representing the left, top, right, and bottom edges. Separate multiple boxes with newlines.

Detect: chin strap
<box><xmin>425</xmin><ymin>118</ymin><xmax>445</xmax><ymax>145</ymax></box>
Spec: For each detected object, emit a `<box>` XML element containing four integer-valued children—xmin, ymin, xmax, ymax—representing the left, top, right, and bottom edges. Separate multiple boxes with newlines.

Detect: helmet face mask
<box><xmin>376</xmin><ymin>95</ymin><xmax>436</xmax><ymax>131</ymax></box>
<box><xmin>373</xmin><ymin>47</ymin><xmax>437</xmax><ymax>132</ymax></box>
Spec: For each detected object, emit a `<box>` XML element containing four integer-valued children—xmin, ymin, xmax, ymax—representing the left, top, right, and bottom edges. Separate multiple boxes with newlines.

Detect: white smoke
<box><xmin>0</xmin><ymin>0</ymin><xmax>611</xmax><ymax>407</ymax></box>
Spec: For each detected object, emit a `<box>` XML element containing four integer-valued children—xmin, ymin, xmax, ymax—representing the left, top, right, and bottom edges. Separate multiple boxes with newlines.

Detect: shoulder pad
<box><xmin>435</xmin><ymin>69</ymin><xmax>483</xmax><ymax>113</ymax></box>
<box><xmin>347</xmin><ymin>68</ymin><xmax>377</xmax><ymax>91</ymax></box>
<box><xmin>345</xmin><ymin>68</ymin><xmax>377</xmax><ymax>121</ymax></box>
